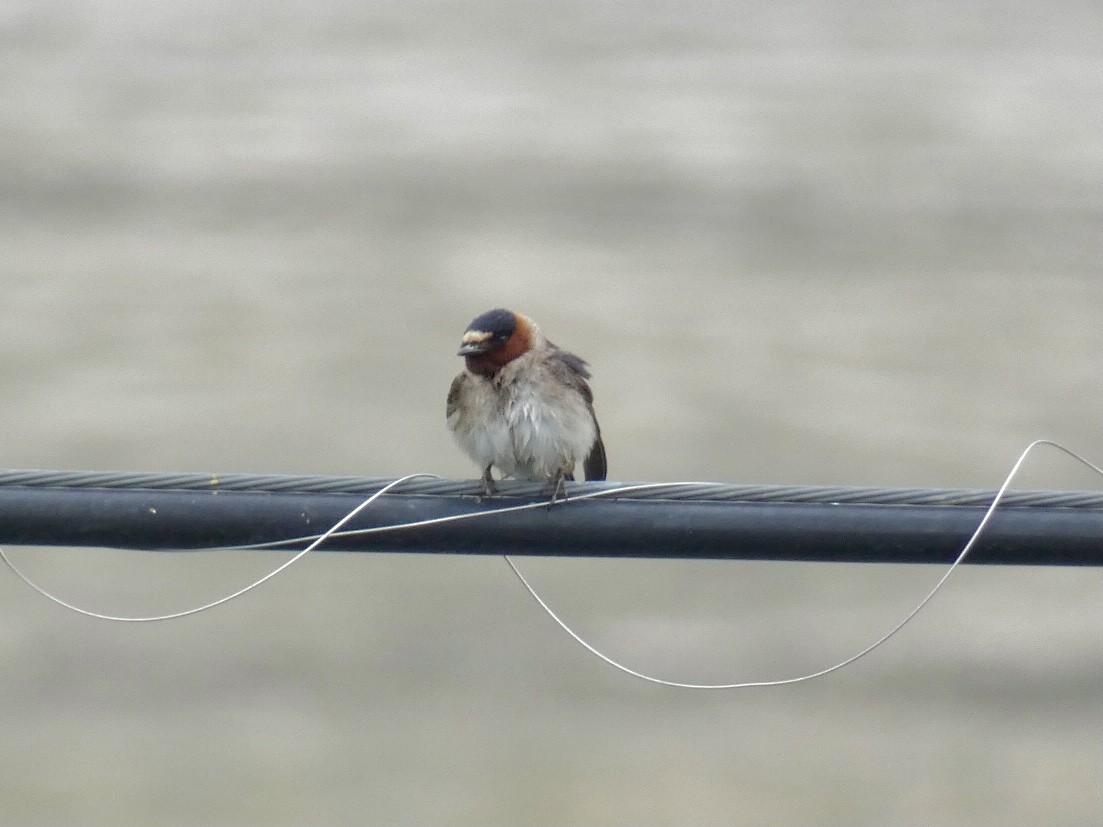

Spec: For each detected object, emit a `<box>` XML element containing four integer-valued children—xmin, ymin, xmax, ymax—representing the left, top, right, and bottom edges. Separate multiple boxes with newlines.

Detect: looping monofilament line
<box><xmin>0</xmin><ymin>474</ymin><xmax>442</xmax><ymax>623</ymax></box>
<box><xmin>1</xmin><ymin>439</ymin><xmax>1099</xmax><ymax>688</ymax></box>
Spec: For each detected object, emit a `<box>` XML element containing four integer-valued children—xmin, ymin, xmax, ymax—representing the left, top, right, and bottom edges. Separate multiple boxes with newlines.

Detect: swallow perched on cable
<box><xmin>447</xmin><ymin>308</ymin><xmax>607</xmax><ymax>497</ymax></box>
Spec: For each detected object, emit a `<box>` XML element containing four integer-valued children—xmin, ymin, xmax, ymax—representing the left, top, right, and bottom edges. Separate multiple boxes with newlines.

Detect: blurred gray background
<box><xmin>1</xmin><ymin>1</ymin><xmax>1100</xmax><ymax>824</ymax></box>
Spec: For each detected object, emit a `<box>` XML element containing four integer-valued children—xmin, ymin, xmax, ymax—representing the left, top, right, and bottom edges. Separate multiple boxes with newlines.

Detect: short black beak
<box><xmin>457</xmin><ymin>342</ymin><xmax>489</xmax><ymax>356</ymax></box>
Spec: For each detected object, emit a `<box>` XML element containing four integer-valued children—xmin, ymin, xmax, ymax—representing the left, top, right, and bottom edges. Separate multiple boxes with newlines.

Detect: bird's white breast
<box><xmin>449</xmin><ymin>350</ymin><xmax>596</xmax><ymax>481</ymax></box>
<box><xmin>448</xmin><ymin>375</ymin><xmax>515</xmax><ymax>474</ymax></box>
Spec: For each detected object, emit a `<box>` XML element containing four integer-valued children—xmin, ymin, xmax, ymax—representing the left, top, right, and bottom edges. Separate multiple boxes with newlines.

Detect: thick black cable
<box><xmin>0</xmin><ymin>469</ymin><xmax>1099</xmax><ymax>565</ymax></box>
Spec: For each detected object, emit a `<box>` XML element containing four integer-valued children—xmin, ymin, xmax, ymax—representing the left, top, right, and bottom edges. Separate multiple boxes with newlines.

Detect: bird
<box><xmin>446</xmin><ymin>308</ymin><xmax>607</xmax><ymax>497</ymax></box>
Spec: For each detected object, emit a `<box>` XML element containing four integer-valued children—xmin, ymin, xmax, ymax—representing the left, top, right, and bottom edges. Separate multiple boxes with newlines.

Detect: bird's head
<box><xmin>457</xmin><ymin>308</ymin><xmax>536</xmax><ymax>377</ymax></box>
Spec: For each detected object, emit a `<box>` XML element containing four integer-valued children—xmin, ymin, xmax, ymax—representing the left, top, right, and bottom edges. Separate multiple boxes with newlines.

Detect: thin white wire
<box><xmin>0</xmin><ymin>475</ymin><xmax>723</xmax><ymax>617</ymax></box>
<box><xmin>1</xmin><ymin>440</ymin><xmax>1099</xmax><ymax>688</ymax></box>
<box><xmin>503</xmin><ymin>439</ymin><xmax>1103</xmax><ymax>688</ymax></box>
<box><xmin>0</xmin><ymin>474</ymin><xmax>440</xmax><ymax>622</ymax></box>
<box><xmin>227</xmin><ymin>479</ymin><xmax>731</xmax><ymax>549</ymax></box>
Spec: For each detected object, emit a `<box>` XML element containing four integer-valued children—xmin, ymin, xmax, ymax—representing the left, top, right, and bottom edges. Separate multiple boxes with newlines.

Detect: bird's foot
<box><xmin>546</xmin><ymin>472</ymin><xmax>570</xmax><ymax>507</ymax></box>
<box><xmin>480</xmin><ymin>466</ymin><xmax>498</xmax><ymax>498</ymax></box>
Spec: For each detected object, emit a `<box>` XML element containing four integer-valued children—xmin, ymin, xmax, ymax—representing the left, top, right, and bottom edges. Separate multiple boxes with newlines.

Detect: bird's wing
<box><xmin>546</xmin><ymin>342</ymin><xmax>592</xmax><ymax>380</ymax></box>
<box><xmin>446</xmin><ymin>372</ymin><xmax>465</xmax><ymax>421</ymax></box>
<box><xmin>546</xmin><ymin>347</ymin><xmax>594</xmax><ymax>403</ymax></box>
<box><xmin>583</xmin><ymin>430</ymin><xmax>608</xmax><ymax>481</ymax></box>
<box><xmin>547</xmin><ymin>349</ymin><xmax>607</xmax><ymax>481</ymax></box>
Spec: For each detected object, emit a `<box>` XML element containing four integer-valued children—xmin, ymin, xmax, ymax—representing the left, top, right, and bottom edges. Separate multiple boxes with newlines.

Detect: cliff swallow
<box><xmin>447</xmin><ymin>308</ymin><xmax>607</xmax><ymax>497</ymax></box>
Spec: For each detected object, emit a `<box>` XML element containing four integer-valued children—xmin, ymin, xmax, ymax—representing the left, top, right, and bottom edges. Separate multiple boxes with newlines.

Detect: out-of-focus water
<box><xmin>1</xmin><ymin>1</ymin><xmax>1100</xmax><ymax>824</ymax></box>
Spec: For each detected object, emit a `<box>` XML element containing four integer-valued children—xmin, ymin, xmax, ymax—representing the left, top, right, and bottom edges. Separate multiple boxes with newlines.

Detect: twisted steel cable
<box><xmin>0</xmin><ymin>468</ymin><xmax>1099</xmax><ymax>508</ymax></box>
<box><xmin>0</xmin><ymin>467</ymin><xmax>1099</xmax><ymax>565</ymax></box>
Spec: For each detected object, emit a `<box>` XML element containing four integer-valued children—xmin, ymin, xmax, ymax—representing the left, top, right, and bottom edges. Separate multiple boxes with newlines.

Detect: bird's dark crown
<box><xmin>465</xmin><ymin>308</ymin><xmax>516</xmax><ymax>342</ymax></box>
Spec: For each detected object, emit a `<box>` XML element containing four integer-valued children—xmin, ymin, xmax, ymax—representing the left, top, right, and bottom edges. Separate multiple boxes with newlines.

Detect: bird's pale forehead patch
<box><xmin>462</xmin><ymin>330</ymin><xmax>495</xmax><ymax>344</ymax></box>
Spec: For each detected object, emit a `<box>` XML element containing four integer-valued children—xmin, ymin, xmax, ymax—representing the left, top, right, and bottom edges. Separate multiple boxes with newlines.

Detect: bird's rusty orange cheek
<box><xmin>496</xmin><ymin>326</ymin><xmax>531</xmax><ymax>364</ymax></box>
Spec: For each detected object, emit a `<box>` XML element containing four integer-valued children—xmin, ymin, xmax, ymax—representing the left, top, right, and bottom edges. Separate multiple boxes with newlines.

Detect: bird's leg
<box><xmin>481</xmin><ymin>465</ymin><xmax>498</xmax><ymax>497</ymax></box>
<box><xmin>546</xmin><ymin>469</ymin><xmax>571</xmax><ymax>507</ymax></box>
